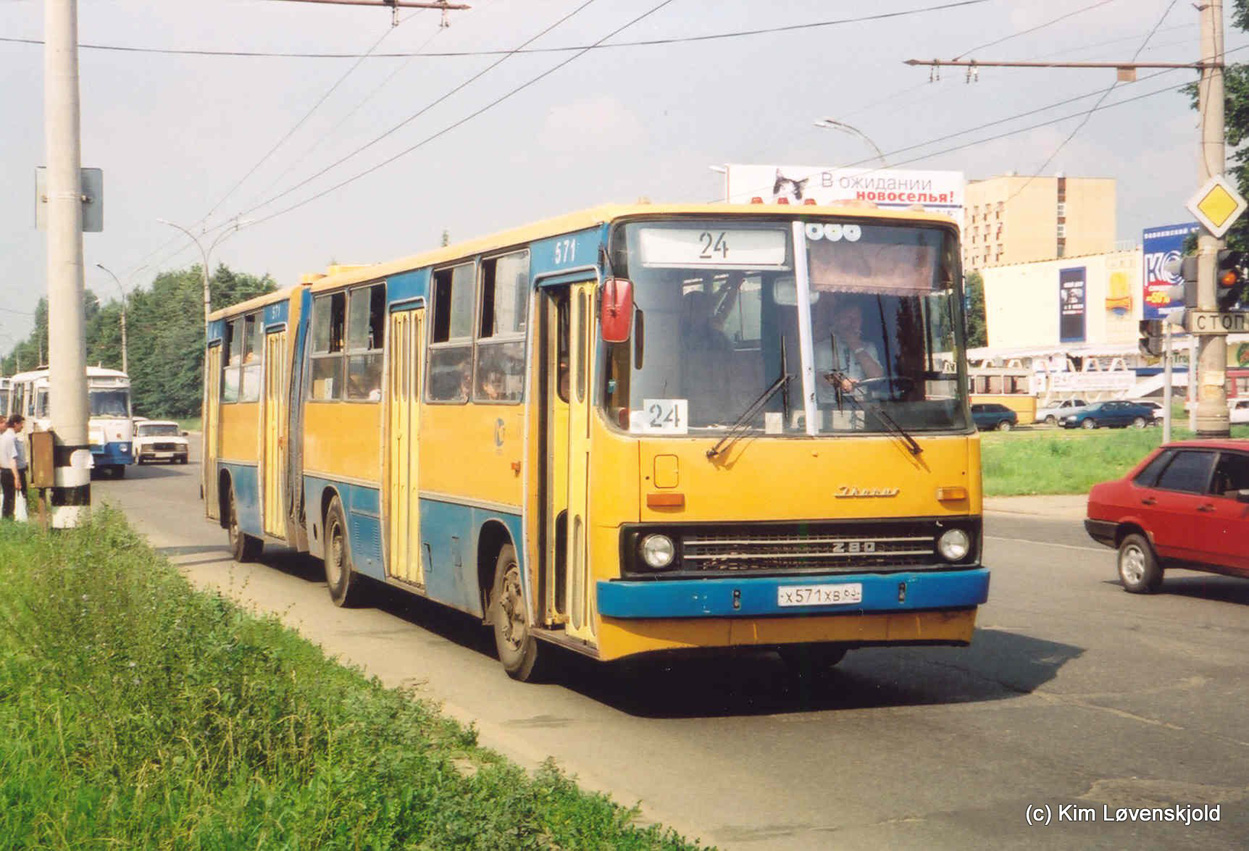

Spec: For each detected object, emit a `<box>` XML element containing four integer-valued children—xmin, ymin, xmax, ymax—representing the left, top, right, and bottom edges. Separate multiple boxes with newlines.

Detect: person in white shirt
<box><xmin>812</xmin><ymin>296</ymin><xmax>883</xmax><ymax>402</ymax></box>
<box><xmin>11</xmin><ymin>416</ymin><xmax>27</xmax><ymax>494</ymax></box>
<box><xmin>0</xmin><ymin>415</ymin><xmax>18</xmax><ymax>520</ymax></box>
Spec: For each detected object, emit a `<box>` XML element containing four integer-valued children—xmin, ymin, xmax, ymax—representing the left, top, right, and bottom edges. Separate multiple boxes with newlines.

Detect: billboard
<box><xmin>1142</xmin><ymin>223</ymin><xmax>1198</xmax><ymax>320</ymax></box>
<box><xmin>1059</xmin><ymin>267</ymin><xmax>1087</xmax><ymax>343</ymax></box>
<box><xmin>724</xmin><ymin>164</ymin><xmax>964</xmax><ymax>221</ymax></box>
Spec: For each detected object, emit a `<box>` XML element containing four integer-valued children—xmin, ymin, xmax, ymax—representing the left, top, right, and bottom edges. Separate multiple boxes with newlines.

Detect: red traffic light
<box><xmin>1220</xmin><ymin>269</ymin><xmax>1239</xmax><ymax>288</ymax></box>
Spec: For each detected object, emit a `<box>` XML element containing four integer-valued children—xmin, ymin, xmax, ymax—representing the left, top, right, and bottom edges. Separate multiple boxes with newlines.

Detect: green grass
<box><xmin>982</xmin><ymin>424</ymin><xmax>1249</xmax><ymax>496</ymax></box>
<box><xmin>0</xmin><ymin>510</ymin><xmax>705</xmax><ymax>850</ymax></box>
<box><xmin>173</xmin><ymin>416</ymin><xmax>201</xmax><ymax>433</ymax></box>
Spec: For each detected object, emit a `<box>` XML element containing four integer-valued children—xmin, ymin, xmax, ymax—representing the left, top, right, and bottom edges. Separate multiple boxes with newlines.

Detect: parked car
<box><xmin>1035</xmin><ymin>398</ymin><xmax>1088</xmax><ymax>426</ymax></box>
<box><xmin>1085</xmin><ymin>441</ymin><xmax>1249</xmax><ymax>592</ymax></box>
<box><xmin>1059</xmin><ymin>400</ymin><xmax>1155</xmax><ymax>429</ymax></box>
<box><xmin>1231</xmin><ymin>400</ymin><xmax>1249</xmax><ymax>425</ymax></box>
<box><xmin>1136</xmin><ymin>400</ymin><xmax>1165</xmax><ymax>422</ymax></box>
<box><xmin>133</xmin><ymin>420</ymin><xmax>189</xmax><ymax>465</ymax></box>
<box><xmin>971</xmin><ymin>403</ymin><xmax>1018</xmax><ymax>431</ymax></box>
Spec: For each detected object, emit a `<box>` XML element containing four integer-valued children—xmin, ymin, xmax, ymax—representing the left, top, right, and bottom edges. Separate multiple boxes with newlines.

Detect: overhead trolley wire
<box><xmin>246</xmin><ymin>0</ymin><xmax>683</xmax><ymax>229</ymax></box>
<box><xmin>0</xmin><ymin>0</ymin><xmax>991</xmax><ymax>59</ymax></box>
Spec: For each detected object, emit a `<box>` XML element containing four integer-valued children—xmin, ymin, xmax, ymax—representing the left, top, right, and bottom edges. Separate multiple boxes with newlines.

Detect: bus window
<box><xmin>223</xmin><ymin>318</ymin><xmax>242</xmax><ymax>403</ymax></box>
<box><xmin>346</xmin><ymin>283</ymin><xmax>385</xmax><ymax>401</ymax></box>
<box><xmin>36</xmin><ymin>390</ymin><xmax>48</xmax><ymax>419</ymax></box>
<box><xmin>240</xmin><ymin>314</ymin><xmax>262</xmax><ymax>402</ymax></box>
<box><xmin>428</xmin><ymin>263</ymin><xmax>474</xmax><ymax>402</ymax></box>
<box><xmin>310</xmin><ymin>293</ymin><xmax>346</xmax><ymax>401</ymax></box>
<box><xmin>474</xmin><ymin>251</ymin><xmax>528</xmax><ymax>403</ymax></box>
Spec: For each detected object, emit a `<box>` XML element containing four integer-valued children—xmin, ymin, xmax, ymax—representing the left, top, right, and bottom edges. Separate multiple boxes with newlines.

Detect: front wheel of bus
<box><xmin>778</xmin><ymin>644</ymin><xmax>848</xmax><ymax>678</ymax></box>
<box><xmin>491</xmin><ymin>544</ymin><xmax>542</xmax><ymax>682</ymax></box>
<box><xmin>324</xmin><ymin>496</ymin><xmax>363</xmax><ymax>607</ymax></box>
<box><xmin>227</xmin><ymin>486</ymin><xmax>262</xmax><ymax>563</ymax></box>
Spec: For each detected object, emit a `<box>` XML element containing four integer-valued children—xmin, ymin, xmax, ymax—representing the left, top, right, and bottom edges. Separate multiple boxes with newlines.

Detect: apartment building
<box><xmin>963</xmin><ymin>174</ymin><xmax>1116</xmax><ymax>270</ymax></box>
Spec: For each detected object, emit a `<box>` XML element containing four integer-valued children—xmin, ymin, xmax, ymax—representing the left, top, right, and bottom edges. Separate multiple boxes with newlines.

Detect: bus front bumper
<box><xmin>90</xmin><ymin>442</ymin><xmax>133</xmax><ymax>467</ymax></box>
<box><xmin>597</xmin><ymin>568</ymin><xmax>990</xmax><ymax>619</ymax></box>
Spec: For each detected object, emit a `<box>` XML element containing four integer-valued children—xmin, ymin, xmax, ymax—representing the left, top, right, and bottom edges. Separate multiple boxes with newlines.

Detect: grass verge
<box><xmin>981</xmin><ymin>424</ymin><xmax>1249</xmax><ymax>496</ymax></box>
<box><xmin>0</xmin><ymin>510</ymin><xmax>704</xmax><ymax>850</ymax></box>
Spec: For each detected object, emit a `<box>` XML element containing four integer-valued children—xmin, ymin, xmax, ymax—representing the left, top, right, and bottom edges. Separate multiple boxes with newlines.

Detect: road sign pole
<box><xmin>1195</xmin><ymin>0</ymin><xmax>1230</xmax><ymax>438</ymax></box>
<box><xmin>1163</xmin><ymin>322</ymin><xmax>1173</xmax><ymax>444</ymax></box>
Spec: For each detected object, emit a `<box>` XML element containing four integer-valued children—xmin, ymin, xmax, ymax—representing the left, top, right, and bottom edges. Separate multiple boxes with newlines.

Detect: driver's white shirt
<box><xmin>814</xmin><ymin>339</ymin><xmax>879</xmax><ymax>403</ymax></box>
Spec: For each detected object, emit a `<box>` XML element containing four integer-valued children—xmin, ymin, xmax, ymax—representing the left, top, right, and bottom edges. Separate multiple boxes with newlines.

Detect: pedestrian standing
<box><xmin>0</xmin><ymin>416</ymin><xmax>17</xmax><ymax>520</ymax></box>
<box><xmin>10</xmin><ymin>416</ymin><xmax>27</xmax><ymax>495</ymax></box>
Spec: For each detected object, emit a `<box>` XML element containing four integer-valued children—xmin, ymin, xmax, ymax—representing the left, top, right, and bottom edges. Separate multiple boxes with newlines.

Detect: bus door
<box><xmin>204</xmin><ymin>343</ymin><xmax>222</xmax><ymax>520</ymax></box>
<box><xmin>541</xmin><ymin>283</ymin><xmax>596</xmax><ymax>643</ymax></box>
<box><xmin>262</xmin><ymin>329</ymin><xmax>288</xmax><ymax>539</ymax></box>
<box><xmin>386</xmin><ymin>308</ymin><xmax>424</xmax><ymax>586</ymax></box>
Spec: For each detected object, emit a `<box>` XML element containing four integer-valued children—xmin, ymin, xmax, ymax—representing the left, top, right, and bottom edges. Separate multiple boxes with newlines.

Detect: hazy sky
<box><xmin>0</xmin><ymin>0</ymin><xmax>1243</xmax><ymax>349</ymax></box>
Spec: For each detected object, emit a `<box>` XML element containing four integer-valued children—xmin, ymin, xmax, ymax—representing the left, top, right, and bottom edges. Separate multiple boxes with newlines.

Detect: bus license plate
<box><xmin>778</xmin><ymin>583</ymin><xmax>863</xmax><ymax>607</ymax></box>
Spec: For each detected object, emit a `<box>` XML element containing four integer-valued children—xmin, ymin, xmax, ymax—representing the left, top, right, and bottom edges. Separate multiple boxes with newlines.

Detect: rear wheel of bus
<box><xmin>491</xmin><ymin>543</ymin><xmax>543</xmax><ymax>681</ymax></box>
<box><xmin>227</xmin><ymin>484</ymin><xmax>262</xmax><ymax>563</ymax></box>
<box><xmin>324</xmin><ymin>496</ymin><xmax>364</xmax><ymax>607</ymax></box>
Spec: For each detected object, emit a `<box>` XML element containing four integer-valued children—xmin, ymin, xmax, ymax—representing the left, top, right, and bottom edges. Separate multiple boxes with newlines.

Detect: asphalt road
<box><xmin>95</xmin><ymin>449</ymin><xmax>1249</xmax><ymax>851</ymax></box>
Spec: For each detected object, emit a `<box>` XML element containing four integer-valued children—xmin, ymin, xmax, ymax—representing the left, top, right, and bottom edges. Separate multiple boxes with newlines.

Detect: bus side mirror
<box><xmin>600</xmin><ymin>277</ymin><xmax>634</xmax><ymax>343</ymax></box>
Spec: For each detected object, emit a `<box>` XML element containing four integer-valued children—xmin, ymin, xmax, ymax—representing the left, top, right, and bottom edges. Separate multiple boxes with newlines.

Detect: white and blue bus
<box><xmin>7</xmin><ymin>366</ymin><xmax>135</xmax><ymax>477</ymax></box>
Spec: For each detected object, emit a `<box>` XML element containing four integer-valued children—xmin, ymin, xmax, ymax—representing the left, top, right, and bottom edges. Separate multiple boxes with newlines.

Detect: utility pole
<box><xmin>158</xmin><ymin>219</ymin><xmax>249</xmax><ymax>323</ymax></box>
<box><xmin>1194</xmin><ymin>0</ymin><xmax>1229</xmax><ymax>437</ymax></box>
<box><xmin>907</xmin><ymin>4</ymin><xmax>1230</xmax><ymax>436</ymax></box>
<box><xmin>45</xmin><ymin>0</ymin><xmax>90</xmax><ymax>527</ymax></box>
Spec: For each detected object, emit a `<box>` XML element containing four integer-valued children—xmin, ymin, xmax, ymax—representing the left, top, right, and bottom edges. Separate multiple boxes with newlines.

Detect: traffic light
<box><xmin>1217</xmin><ymin>249</ymin><xmax>1248</xmax><ymax>310</ymax></box>
<box><xmin>1139</xmin><ymin>319</ymin><xmax>1163</xmax><ymax>358</ymax></box>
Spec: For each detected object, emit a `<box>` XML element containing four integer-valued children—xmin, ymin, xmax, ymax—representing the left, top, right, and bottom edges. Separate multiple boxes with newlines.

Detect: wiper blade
<box><xmin>707</xmin><ymin>344</ymin><xmax>792</xmax><ymax>460</ymax></box>
<box><xmin>822</xmin><ymin>369</ymin><xmax>923</xmax><ymax>457</ymax></box>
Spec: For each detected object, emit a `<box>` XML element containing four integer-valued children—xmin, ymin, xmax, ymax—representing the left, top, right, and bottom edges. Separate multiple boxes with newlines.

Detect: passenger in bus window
<box><xmin>479</xmin><ymin>368</ymin><xmax>505</xmax><ymax>401</ymax></box>
<box><xmin>680</xmin><ymin>289</ymin><xmax>733</xmax><ymax>424</ymax></box>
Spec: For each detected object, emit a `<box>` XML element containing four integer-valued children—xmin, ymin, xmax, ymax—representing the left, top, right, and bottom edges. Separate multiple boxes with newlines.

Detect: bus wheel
<box><xmin>778</xmin><ymin>644</ymin><xmax>848</xmax><ymax>678</ymax></box>
<box><xmin>324</xmin><ymin>496</ymin><xmax>362</xmax><ymax>607</ymax></box>
<box><xmin>491</xmin><ymin>544</ymin><xmax>542</xmax><ymax>681</ymax></box>
<box><xmin>227</xmin><ymin>486</ymin><xmax>262</xmax><ymax>563</ymax></box>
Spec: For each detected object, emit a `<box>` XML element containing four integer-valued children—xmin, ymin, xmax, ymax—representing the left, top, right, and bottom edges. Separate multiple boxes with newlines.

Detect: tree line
<box><xmin>2</xmin><ymin>265</ymin><xmax>275</xmax><ymax>419</ymax></box>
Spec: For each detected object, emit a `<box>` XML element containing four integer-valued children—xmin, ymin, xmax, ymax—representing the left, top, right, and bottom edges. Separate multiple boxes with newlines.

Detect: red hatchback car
<box><xmin>1085</xmin><ymin>441</ymin><xmax>1249</xmax><ymax>593</ymax></box>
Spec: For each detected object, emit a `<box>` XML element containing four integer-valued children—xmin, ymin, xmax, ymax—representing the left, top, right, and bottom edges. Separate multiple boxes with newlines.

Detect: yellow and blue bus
<box><xmin>204</xmin><ymin>203</ymin><xmax>989</xmax><ymax>680</ymax></box>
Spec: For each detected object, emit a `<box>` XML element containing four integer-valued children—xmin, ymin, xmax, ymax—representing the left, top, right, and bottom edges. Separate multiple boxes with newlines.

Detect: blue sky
<box><xmin>0</xmin><ymin>0</ymin><xmax>1241</xmax><ymax>347</ymax></box>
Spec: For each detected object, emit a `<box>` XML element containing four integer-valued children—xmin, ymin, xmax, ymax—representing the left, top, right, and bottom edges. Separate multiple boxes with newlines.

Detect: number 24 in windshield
<box><xmin>700</xmin><ymin>232</ymin><xmax>729</xmax><ymax>259</ymax></box>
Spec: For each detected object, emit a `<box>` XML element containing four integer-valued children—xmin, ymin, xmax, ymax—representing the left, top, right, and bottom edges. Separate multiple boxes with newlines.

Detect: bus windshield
<box><xmin>605</xmin><ymin>219</ymin><xmax>969</xmax><ymax>436</ymax></box>
<box><xmin>89</xmin><ymin>388</ymin><xmax>131</xmax><ymax>418</ymax></box>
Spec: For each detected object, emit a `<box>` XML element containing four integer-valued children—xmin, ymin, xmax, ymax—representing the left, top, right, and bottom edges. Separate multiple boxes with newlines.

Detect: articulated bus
<box><xmin>8</xmin><ymin>366</ymin><xmax>135</xmax><ymax>477</ymax></box>
<box><xmin>204</xmin><ymin>203</ymin><xmax>989</xmax><ymax>680</ymax></box>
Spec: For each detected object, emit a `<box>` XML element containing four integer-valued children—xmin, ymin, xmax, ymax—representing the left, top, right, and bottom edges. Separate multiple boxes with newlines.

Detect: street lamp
<box><xmin>95</xmin><ymin>263</ymin><xmax>146</xmax><ymax>374</ymax></box>
<box><xmin>813</xmin><ymin>118</ymin><xmax>888</xmax><ymax>167</ymax></box>
<box><xmin>157</xmin><ymin>218</ymin><xmax>251</xmax><ymax>322</ymax></box>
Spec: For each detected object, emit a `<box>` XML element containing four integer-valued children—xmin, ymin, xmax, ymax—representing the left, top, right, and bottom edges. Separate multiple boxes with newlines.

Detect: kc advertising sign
<box><xmin>1142</xmin><ymin>223</ymin><xmax>1198</xmax><ymax>320</ymax></box>
<box><xmin>1059</xmin><ymin>267</ymin><xmax>1087</xmax><ymax>343</ymax></box>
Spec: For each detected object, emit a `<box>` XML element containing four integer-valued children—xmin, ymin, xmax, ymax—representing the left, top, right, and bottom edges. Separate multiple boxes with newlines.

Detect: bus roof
<box><xmin>303</xmin><ymin>202</ymin><xmax>959</xmax><ymax>295</ymax></box>
<box><xmin>207</xmin><ymin>284</ymin><xmax>302</xmax><ymax>323</ymax></box>
<box><xmin>9</xmin><ymin>365</ymin><xmax>129</xmax><ymax>382</ymax></box>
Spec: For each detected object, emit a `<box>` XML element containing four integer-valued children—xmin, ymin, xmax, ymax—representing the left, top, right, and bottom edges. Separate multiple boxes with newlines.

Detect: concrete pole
<box><xmin>1163</xmin><ymin>322</ymin><xmax>1173</xmax><ymax>444</ymax></box>
<box><xmin>45</xmin><ymin>0</ymin><xmax>91</xmax><ymax>527</ymax></box>
<box><xmin>1195</xmin><ymin>0</ymin><xmax>1230</xmax><ymax>437</ymax></box>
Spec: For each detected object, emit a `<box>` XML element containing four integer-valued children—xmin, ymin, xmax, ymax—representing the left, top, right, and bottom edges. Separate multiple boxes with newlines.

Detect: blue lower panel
<box><xmin>418</xmin><ymin>498</ymin><xmax>523</xmax><ymax>619</ymax></box>
<box><xmin>597</xmin><ymin>569</ymin><xmax>990</xmax><ymax>619</ymax></box>
<box><xmin>93</xmin><ymin>441</ymin><xmax>133</xmax><ymax>467</ymax></box>
<box><xmin>303</xmin><ymin>476</ymin><xmax>384</xmax><ymax>581</ymax></box>
<box><xmin>221</xmin><ymin>463</ymin><xmax>261</xmax><ymax>537</ymax></box>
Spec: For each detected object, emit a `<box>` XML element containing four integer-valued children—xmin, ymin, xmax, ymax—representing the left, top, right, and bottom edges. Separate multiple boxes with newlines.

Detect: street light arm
<box><xmin>814</xmin><ymin>118</ymin><xmax>888</xmax><ymax>167</ymax></box>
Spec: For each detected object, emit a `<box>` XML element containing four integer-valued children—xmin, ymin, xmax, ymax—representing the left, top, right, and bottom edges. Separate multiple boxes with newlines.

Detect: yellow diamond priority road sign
<box><xmin>1186</xmin><ymin>174</ymin><xmax>1248</xmax><ymax>238</ymax></box>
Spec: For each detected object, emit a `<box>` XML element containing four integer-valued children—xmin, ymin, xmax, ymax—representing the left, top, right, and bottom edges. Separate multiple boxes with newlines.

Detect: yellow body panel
<box><xmin>262</xmin><ymin>330</ymin><xmax>288</xmax><ymax>538</ymax></box>
<box><xmin>303</xmin><ymin>401</ymin><xmax>383</xmax><ymax>483</ymax></box>
<box><xmin>219</xmin><ymin>402</ymin><xmax>260</xmax><ymax>463</ymax></box>
<box><xmin>596</xmin><ymin>609</ymin><xmax>978</xmax><ymax>661</ymax></box>
<box><xmin>636</xmin><ymin>433</ymin><xmax>976</xmax><ymax>523</ymax></box>
<box><xmin>203</xmin><ymin>345</ymin><xmax>222</xmax><ymax>519</ymax></box>
<box><xmin>419</xmin><ymin>404</ymin><xmax>525</xmax><ymax>505</ymax></box>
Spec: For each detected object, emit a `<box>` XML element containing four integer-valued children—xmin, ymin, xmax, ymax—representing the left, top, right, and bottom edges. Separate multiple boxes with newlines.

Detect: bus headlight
<box><xmin>640</xmin><ymin>534</ymin><xmax>676</xmax><ymax>569</ymax></box>
<box><xmin>937</xmin><ymin>528</ymin><xmax>971</xmax><ymax>562</ymax></box>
